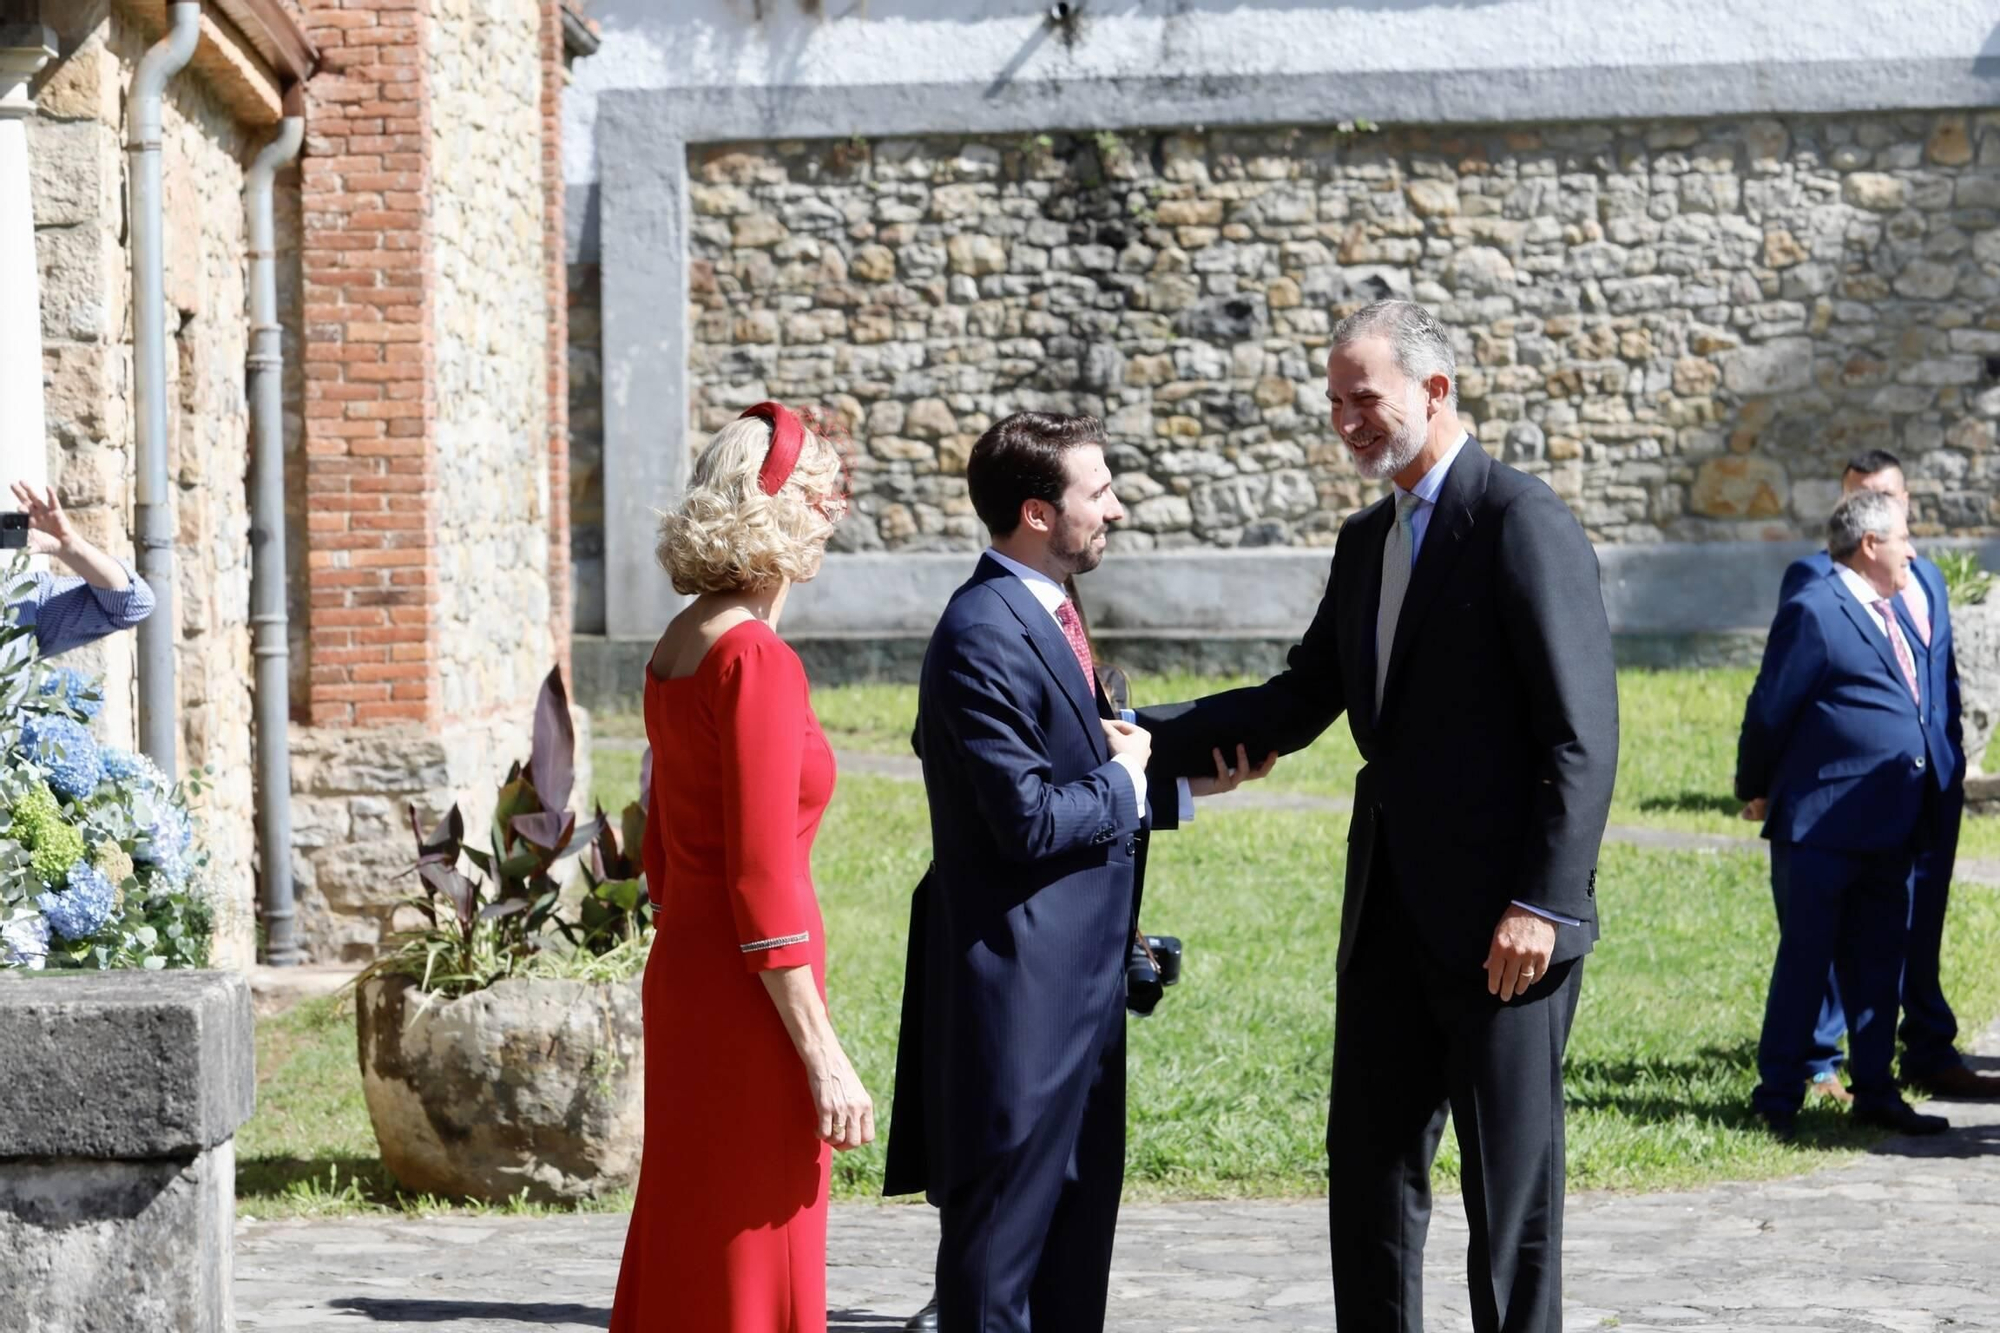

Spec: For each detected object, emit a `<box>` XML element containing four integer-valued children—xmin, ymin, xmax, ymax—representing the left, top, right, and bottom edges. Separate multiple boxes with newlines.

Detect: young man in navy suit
<box><xmin>1748</xmin><ymin>450</ymin><xmax>1997</xmax><ymax>1103</ymax></box>
<box><xmin>887</xmin><ymin>411</ymin><xmax>1269</xmax><ymax>1331</ymax></box>
<box><xmin>1737</xmin><ymin>488</ymin><xmax>1953</xmax><ymax>1139</ymax></box>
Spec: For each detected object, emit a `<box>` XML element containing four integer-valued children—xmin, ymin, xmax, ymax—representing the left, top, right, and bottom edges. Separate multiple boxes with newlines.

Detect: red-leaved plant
<box><xmin>371</xmin><ymin>667</ymin><xmax>639</xmax><ymax>996</ymax></box>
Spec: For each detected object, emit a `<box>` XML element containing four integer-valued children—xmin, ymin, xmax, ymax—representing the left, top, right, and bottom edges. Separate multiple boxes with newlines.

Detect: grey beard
<box><xmin>1353</xmin><ymin>421</ymin><xmax>1426</xmax><ymax>481</ymax></box>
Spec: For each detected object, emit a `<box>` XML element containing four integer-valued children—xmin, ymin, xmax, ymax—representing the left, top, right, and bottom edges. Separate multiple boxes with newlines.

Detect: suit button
<box><xmin>1915</xmin><ymin>756</ymin><xmax>1927</xmax><ymax>770</ymax></box>
<box><xmin>1124</xmin><ymin>838</ymin><xmax>1138</xmax><ymax>855</ymax></box>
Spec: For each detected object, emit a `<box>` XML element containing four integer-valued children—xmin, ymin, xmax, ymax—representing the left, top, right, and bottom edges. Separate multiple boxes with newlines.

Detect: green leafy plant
<box><xmin>1932</xmin><ymin>547</ymin><xmax>1994</xmax><ymax>606</ymax></box>
<box><xmin>575</xmin><ymin>749</ymin><xmax>653</xmax><ymax>955</ymax></box>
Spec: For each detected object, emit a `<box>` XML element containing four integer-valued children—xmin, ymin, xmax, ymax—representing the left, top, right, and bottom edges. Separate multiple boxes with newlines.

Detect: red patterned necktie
<box><xmin>1054</xmin><ymin>598</ymin><xmax>1095</xmax><ymax>688</ymax></box>
<box><xmin>1871</xmin><ymin>599</ymin><xmax>1921</xmax><ymax>704</ymax></box>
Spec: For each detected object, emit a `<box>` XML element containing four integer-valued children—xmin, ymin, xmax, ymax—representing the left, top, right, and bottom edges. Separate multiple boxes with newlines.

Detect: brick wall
<box><xmin>298</xmin><ymin>0</ymin><xmax>436</xmax><ymax>728</ymax></box>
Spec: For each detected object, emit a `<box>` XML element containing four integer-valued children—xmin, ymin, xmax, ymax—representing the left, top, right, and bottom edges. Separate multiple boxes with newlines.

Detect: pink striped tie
<box><xmin>1871</xmin><ymin>599</ymin><xmax>1920</xmax><ymax>704</ymax></box>
<box><xmin>1055</xmin><ymin>599</ymin><xmax>1095</xmax><ymax>688</ymax></box>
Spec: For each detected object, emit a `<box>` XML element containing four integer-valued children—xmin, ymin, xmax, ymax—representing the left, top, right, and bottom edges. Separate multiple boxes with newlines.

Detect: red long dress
<box><xmin>611</xmin><ymin>620</ymin><xmax>836</xmax><ymax>1332</ymax></box>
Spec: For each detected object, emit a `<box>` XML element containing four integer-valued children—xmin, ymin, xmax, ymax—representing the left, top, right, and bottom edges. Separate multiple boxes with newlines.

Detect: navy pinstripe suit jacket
<box><xmin>887</xmin><ymin>555</ymin><xmax>1153</xmax><ymax>1197</ymax></box>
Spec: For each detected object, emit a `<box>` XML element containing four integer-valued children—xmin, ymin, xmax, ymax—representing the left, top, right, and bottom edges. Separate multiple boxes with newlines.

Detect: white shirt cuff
<box><xmin>1176</xmin><ymin>777</ymin><xmax>1194</xmax><ymax>823</ymax></box>
<box><xmin>1111</xmin><ymin>752</ymin><xmax>1147</xmax><ymax>818</ymax></box>
<box><xmin>1511</xmin><ymin>899</ymin><xmax>1584</xmax><ymax>929</ymax></box>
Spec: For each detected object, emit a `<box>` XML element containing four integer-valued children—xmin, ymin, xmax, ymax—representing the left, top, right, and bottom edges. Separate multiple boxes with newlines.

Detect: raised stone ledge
<box><xmin>0</xmin><ymin>971</ymin><xmax>255</xmax><ymax>1159</ymax></box>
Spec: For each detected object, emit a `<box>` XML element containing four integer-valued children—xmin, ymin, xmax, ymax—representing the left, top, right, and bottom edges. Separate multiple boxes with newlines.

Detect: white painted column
<box><xmin>0</xmin><ymin>27</ymin><xmax>57</xmax><ymax>497</ymax></box>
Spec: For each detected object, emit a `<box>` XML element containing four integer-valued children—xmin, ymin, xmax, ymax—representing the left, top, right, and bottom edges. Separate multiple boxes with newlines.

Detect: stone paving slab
<box><xmin>237</xmin><ymin>1050</ymin><xmax>2000</xmax><ymax>1332</ymax></box>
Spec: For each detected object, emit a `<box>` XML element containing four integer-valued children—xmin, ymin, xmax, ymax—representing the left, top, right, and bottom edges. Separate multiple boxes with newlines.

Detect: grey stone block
<box><xmin>0</xmin><ymin>1142</ymin><xmax>236</xmax><ymax>1333</ymax></box>
<box><xmin>0</xmin><ymin>971</ymin><xmax>255</xmax><ymax>1158</ymax></box>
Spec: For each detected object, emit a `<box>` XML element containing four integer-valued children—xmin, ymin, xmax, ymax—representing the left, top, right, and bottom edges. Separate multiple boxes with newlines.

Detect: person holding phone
<box><xmin>5</xmin><ymin>481</ymin><xmax>155</xmax><ymax>657</ymax></box>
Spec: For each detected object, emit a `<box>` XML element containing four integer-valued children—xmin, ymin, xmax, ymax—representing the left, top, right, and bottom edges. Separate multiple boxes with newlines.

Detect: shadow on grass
<box><xmin>238</xmin><ymin>1153</ymin><xmax>401</xmax><ymax>1207</ymax></box>
<box><xmin>1566</xmin><ymin>1045</ymin><xmax>1887</xmax><ymax>1149</ymax></box>
<box><xmin>330</xmin><ymin>1298</ymin><xmax>607</xmax><ymax>1327</ymax></box>
<box><xmin>1634</xmin><ymin>792</ymin><xmax>1746</xmax><ymax>818</ymax></box>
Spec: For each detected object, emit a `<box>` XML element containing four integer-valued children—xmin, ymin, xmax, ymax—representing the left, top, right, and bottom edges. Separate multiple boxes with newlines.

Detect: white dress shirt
<box><xmin>1833</xmin><ymin>563</ymin><xmax>1919</xmax><ymax>704</ymax></box>
<box><xmin>1385</xmin><ymin>437</ymin><xmax>1582</xmax><ymax>932</ymax></box>
<box><xmin>1389</xmin><ymin>431</ymin><xmax>1469</xmax><ymax>566</ymax></box>
<box><xmin>983</xmin><ymin>548</ymin><xmax>1192</xmax><ymax>820</ymax></box>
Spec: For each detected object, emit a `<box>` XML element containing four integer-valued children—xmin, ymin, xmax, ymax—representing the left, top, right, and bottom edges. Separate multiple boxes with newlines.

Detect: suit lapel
<box><xmin>1381</xmin><ymin>440</ymin><xmax>1489</xmax><ymax>713</ymax></box>
<box><xmin>1830</xmin><ymin>574</ymin><xmax>1915</xmax><ymax>704</ymax></box>
<box><xmin>1351</xmin><ymin>496</ymin><xmax>1393</xmax><ymax>732</ymax></box>
<box><xmin>980</xmin><ymin>558</ymin><xmax>1107</xmax><ymax>760</ymax></box>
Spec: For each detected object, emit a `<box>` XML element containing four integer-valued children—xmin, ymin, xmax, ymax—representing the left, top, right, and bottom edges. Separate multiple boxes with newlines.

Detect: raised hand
<box><xmin>9</xmin><ymin>481</ymin><xmax>71</xmax><ymax>556</ymax></box>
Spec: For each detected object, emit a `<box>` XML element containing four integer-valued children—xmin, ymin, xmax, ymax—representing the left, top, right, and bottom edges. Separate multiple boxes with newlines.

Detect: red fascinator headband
<box><xmin>741</xmin><ymin>401</ymin><xmax>806</xmax><ymax>496</ymax></box>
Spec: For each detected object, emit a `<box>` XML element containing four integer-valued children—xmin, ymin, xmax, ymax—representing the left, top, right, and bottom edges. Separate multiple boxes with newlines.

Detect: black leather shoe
<box><xmin>905</xmin><ymin>1295</ymin><xmax>939</xmax><ymax>1331</ymax></box>
<box><xmin>1754</xmin><ymin>1107</ymin><xmax>1797</xmax><ymax>1142</ymax></box>
<box><xmin>1854</xmin><ymin>1098</ymin><xmax>1950</xmax><ymax>1135</ymax></box>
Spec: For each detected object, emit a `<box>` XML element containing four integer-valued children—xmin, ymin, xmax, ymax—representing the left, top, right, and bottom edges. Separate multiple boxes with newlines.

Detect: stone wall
<box><xmin>30</xmin><ymin>4</ymin><xmax>263</xmax><ymax>967</ymax></box>
<box><xmin>644</xmin><ymin>113</ymin><xmax>2000</xmax><ymax>563</ymax></box>
<box><xmin>429</xmin><ymin>0</ymin><xmax>553</xmax><ymax>718</ymax></box>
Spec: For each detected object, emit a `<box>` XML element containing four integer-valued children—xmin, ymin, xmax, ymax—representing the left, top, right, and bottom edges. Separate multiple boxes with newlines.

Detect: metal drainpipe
<box><xmin>246</xmin><ymin>89</ymin><xmax>304</xmax><ymax>965</ymax></box>
<box><xmin>128</xmin><ymin>0</ymin><xmax>201</xmax><ymax>776</ymax></box>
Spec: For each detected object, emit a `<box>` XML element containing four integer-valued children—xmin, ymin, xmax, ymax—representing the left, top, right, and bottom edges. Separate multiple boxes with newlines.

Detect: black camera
<box><xmin>1126</xmin><ymin>932</ymin><xmax>1183</xmax><ymax>1016</ymax></box>
<box><xmin>1</xmin><ymin>512</ymin><xmax>27</xmax><ymax>549</ymax></box>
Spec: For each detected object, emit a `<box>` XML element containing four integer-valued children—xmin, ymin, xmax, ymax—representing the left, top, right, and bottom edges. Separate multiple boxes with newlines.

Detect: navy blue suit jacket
<box><xmin>1736</xmin><ymin>565</ymin><xmax>1941</xmax><ymax>850</ymax></box>
<box><xmin>1776</xmin><ymin>550</ymin><xmax>1964</xmax><ymax>799</ymax></box>
<box><xmin>888</xmin><ymin>556</ymin><xmax>1159</xmax><ymax>1197</ymax></box>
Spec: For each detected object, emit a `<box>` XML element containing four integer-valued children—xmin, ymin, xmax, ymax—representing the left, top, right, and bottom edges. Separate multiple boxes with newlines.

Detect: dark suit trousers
<box><xmin>1329</xmin><ymin>876</ymin><xmax>1583</xmax><ymax>1333</ymax></box>
<box><xmin>937</xmin><ymin>1001</ymin><xmax>1126</xmax><ymax>1333</ymax></box>
<box><xmin>1787</xmin><ymin>821</ymin><xmax>1965</xmax><ymax>1080</ymax></box>
<box><xmin>1753</xmin><ymin>841</ymin><xmax>1914</xmax><ymax>1116</ymax></box>
<box><xmin>1898</xmin><ymin>800</ymin><xmax>1964</xmax><ymax>1079</ymax></box>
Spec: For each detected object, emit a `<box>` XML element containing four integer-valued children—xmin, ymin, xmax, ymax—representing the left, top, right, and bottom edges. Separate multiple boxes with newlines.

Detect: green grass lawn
<box><xmin>245</xmin><ymin>737</ymin><xmax>2000</xmax><ymax>1216</ymax></box>
<box><xmin>780</xmin><ymin>669</ymin><xmax>2000</xmax><ymax>858</ymax></box>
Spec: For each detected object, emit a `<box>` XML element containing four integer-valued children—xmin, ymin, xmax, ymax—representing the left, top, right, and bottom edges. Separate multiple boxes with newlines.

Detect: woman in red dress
<box><xmin>611</xmin><ymin>403</ymin><xmax>874</xmax><ymax>1333</ymax></box>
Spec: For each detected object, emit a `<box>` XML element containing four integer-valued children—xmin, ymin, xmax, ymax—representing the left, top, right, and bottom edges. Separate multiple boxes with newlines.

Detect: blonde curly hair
<box><xmin>656</xmin><ymin>412</ymin><xmax>847</xmax><ymax>595</ymax></box>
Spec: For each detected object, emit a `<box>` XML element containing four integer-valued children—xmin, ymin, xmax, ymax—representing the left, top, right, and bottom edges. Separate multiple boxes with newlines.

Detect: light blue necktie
<box><xmin>1374</xmin><ymin>491</ymin><xmax>1423</xmax><ymax>711</ymax></box>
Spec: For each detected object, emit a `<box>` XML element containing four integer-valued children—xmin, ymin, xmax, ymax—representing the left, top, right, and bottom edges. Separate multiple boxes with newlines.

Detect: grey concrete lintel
<box><xmin>0</xmin><ymin>970</ymin><xmax>256</xmax><ymax>1158</ymax></box>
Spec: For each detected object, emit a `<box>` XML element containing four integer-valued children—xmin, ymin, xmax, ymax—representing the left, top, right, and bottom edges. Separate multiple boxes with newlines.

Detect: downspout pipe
<box><xmin>128</xmin><ymin>0</ymin><xmax>201</xmax><ymax>776</ymax></box>
<box><xmin>246</xmin><ymin>88</ymin><xmax>304</xmax><ymax>966</ymax></box>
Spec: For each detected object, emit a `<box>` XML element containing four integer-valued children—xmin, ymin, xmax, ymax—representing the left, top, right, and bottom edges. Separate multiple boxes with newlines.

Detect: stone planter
<box><xmin>356</xmin><ymin>971</ymin><xmax>644</xmax><ymax>1203</ymax></box>
<box><xmin>0</xmin><ymin>971</ymin><xmax>254</xmax><ymax>1333</ymax></box>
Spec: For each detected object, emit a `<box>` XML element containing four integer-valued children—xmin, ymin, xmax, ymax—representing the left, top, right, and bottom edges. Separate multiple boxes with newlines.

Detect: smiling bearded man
<box><xmin>1137</xmin><ymin>300</ymin><xmax>1620</xmax><ymax>1333</ymax></box>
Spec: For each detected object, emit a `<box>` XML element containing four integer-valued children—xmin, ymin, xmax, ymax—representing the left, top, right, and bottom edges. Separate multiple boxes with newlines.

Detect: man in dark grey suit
<box><xmin>1144</xmin><ymin>301</ymin><xmax>1619</xmax><ymax>1333</ymax></box>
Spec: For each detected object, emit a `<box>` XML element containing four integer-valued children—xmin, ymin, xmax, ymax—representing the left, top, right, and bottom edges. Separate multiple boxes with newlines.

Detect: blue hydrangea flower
<box><xmin>38</xmin><ymin>862</ymin><xmax>116</xmax><ymax>941</ymax></box>
<box><xmin>37</xmin><ymin>666</ymin><xmax>103</xmax><ymax>720</ymax></box>
<box><xmin>21</xmin><ymin>713</ymin><xmax>104</xmax><ymax>800</ymax></box>
<box><xmin>101</xmin><ymin>747</ymin><xmax>168</xmax><ymax>795</ymax></box>
<box><xmin>1</xmin><ymin>915</ymin><xmax>51</xmax><ymax>969</ymax></box>
<box><xmin>135</xmin><ymin>802</ymin><xmax>194</xmax><ymax>887</ymax></box>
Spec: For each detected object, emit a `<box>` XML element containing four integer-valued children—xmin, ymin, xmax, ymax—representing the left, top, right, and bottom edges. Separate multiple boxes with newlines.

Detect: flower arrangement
<box><xmin>0</xmin><ymin>557</ymin><xmax>213</xmax><ymax>971</ymax></box>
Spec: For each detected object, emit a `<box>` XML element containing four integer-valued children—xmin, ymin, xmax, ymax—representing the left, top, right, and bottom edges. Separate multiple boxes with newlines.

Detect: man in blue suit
<box><xmin>1756</xmin><ymin>450</ymin><xmax>1997</xmax><ymax>1103</ymax></box>
<box><xmin>888</xmin><ymin>411</ymin><xmax>1268</xmax><ymax>1331</ymax></box>
<box><xmin>1737</xmin><ymin>487</ymin><xmax>1953</xmax><ymax>1138</ymax></box>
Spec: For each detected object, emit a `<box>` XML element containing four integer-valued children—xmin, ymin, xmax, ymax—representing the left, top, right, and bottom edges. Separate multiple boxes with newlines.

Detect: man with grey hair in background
<box><xmin>1736</xmin><ymin>487</ymin><xmax>1951</xmax><ymax>1141</ymax></box>
<box><xmin>1141</xmin><ymin>299</ymin><xmax>1619</xmax><ymax>1333</ymax></box>
<box><xmin>1752</xmin><ymin>450</ymin><xmax>1997</xmax><ymax>1102</ymax></box>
